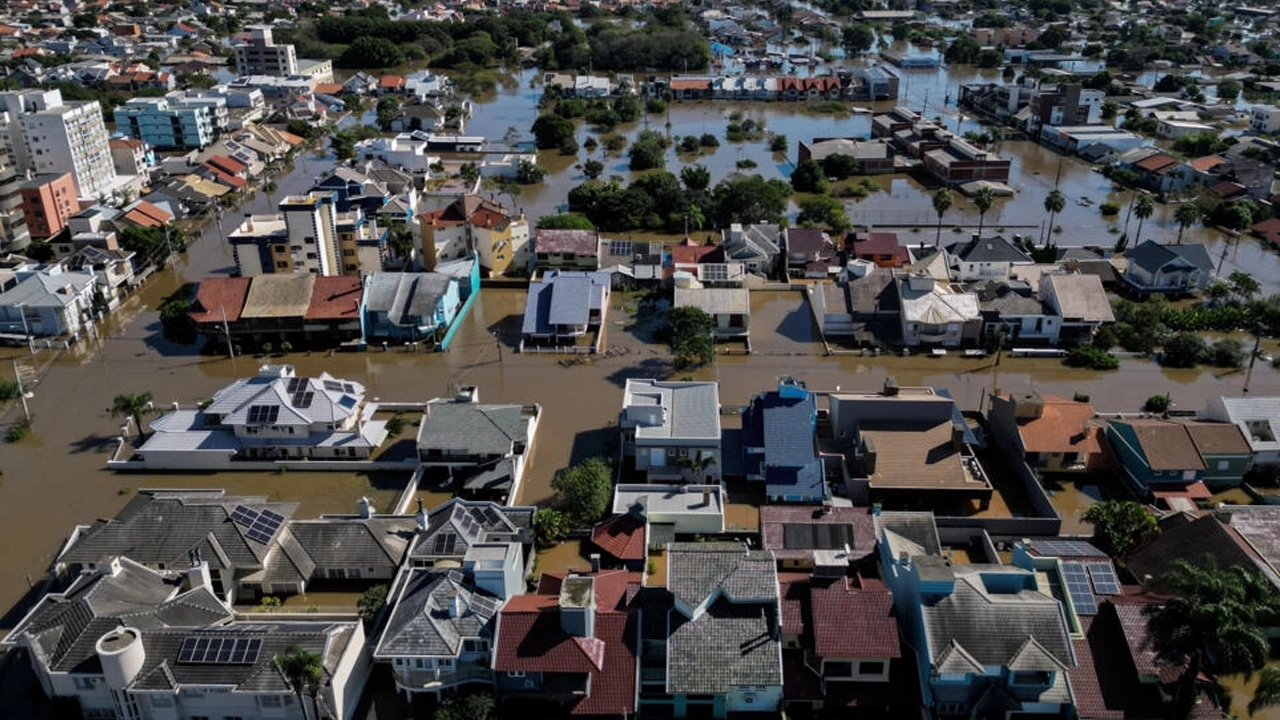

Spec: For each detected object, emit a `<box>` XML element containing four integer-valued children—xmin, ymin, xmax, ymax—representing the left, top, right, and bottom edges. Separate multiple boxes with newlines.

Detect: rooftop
<box><xmin>621</xmin><ymin>379</ymin><xmax>721</xmax><ymax>442</ymax></box>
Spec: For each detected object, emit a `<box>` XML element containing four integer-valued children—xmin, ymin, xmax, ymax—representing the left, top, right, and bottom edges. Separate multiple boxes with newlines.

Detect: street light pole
<box><xmin>220</xmin><ymin>305</ymin><xmax>235</xmax><ymax>360</ymax></box>
<box><xmin>15</xmin><ymin>303</ymin><xmax>33</xmax><ymax>355</ymax></box>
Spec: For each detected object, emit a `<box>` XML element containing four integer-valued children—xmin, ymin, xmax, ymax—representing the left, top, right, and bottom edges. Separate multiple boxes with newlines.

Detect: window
<box><xmin>463</xmin><ymin>639</ymin><xmax>489</xmax><ymax>653</ymax></box>
<box><xmin>506</xmin><ymin>671</ymin><xmax>526</xmax><ymax>678</ymax></box>
<box><xmin>667</xmin><ymin>448</ymin><xmax>676</xmax><ymax>457</ymax></box>
<box><xmin>679</xmin><ymin>448</ymin><xmax>689</xmax><ymax>457</ymax></box>
<box><xmin>1218</xmin><ymin>460</ymin><xmax>1230</xmax><ymax>471</ymax></box>
<box><xmin>824</xmin><ymin>661</ymin><xmax>853</xmax><ymax>677</ymax></box>
<box><xmin>438</xmin><ymin>658</ymin><xmax>454</xmax><ymax>668</ymax></box>
<box><xmin>858</xmin><ymin>661</ymin><xmax>885</xmax><ymax>675</ymax></box>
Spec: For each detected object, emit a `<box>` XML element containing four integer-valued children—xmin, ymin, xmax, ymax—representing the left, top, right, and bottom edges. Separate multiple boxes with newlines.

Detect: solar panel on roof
<box><xmin>478</xmin><ymin>507</ymin><xmax>502</xmax><ymax>525</ymax></box>
<box><xmin>1086</xmin><ymin>562</ymin><xmax>1122</xmax><ymax>595</ymax></box>
<box><xmin>261</xmin><ymin>509</ymin><xmax>284</xmax><ymax>523</ymax></box>
<box><xmin>703</xmin><ymin>264</ymin><xmax>729</xmax><ymax>281</ymax></box>
<box><xmin>432</xmin><ymin>533</ymin><xmax>457</xmax><ymax>555</ymax></box>
<box><xmin>292</xmin><ymin>391</ymin><xmax>314</xmax><ymax>408</ymax></box>
<box><xmin>178</xmin><ymin>636</ymin><xmax>262</xmax><ymax>665</ymax></box>
<box><xmin>230</xmin><ymin>505</ymin><xmax>260</xmax><ymax>528</ymax></box>
<box><xmin>323</xmin><ymin>380</ymin><xmax>343</xmax><ymax>392</ymax></box>
<box><xmin>472</xmin><ymin>595</ymin><xmax>497</xmax><ymax>615</ymax></box>
<box><xmin>287</xmin><ymin>377</ymin><xmax>305</xmax><ymax>393</ymax></box>
<box><xmin>1034</xmin><ymin>539</ymin><xmax>1105</xmax><ymax>558</ymax></box>
<box><xmin>1062</xmin><ymin>561</ymin><xmax>1098</xmax><ymax>616</ymax></box>
<box><xmin>609</xmin><ymin>240</ymin><xmax>631</xmax><ymax>256</ymax></box>
<box><xmin>247</xmin><ymin>405</ymin><xmax>279</xmax><ymax>424</ymax></box>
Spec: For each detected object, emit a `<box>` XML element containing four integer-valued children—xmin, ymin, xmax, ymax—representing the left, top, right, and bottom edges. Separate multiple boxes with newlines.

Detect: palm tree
<box><xmin>111</xmin><ymin>392</ymin><xmax>154</xmax><ymax>437</ymax></box>
<box><xmin>387</xmin><ymin>225</ymin><xmax>414</xmax><ymax>265</ymax></box>
<box><xmin>1173</xmin><ymin>202</ymin><xmax>1200</xmax><ymax>244</ymax></box>
<box><xmin>677</xmin><ymin>450</ymin><xmax>718</xmax><ymax>483</ymax></box>
<box><xmin>1042</xmin><ymin>188</ymin><xmax>1066</xmax><ymax>246</ymax></box>
<box><xmin>1133</xmin><ymin>192</ymin><xmax>1155</xmax><ymax>245</ymax></box>
<box><xmin>686</xmin><ymin>204</ymin><xmax>705</xmax><ymax>235</ymax></box>
<box><xmin>972</xmin><ymin>186</ymin><xmax>996</xmax><ymax>236</ymax></box>
<box><xmin>1146</xmin><ymin>561</ymin><xmax>1280</xmax><ymax>720</ymax></box>
<box><xmin>277</xmin><ymin>646</ymin><xmax>325</xmax><ymax>720</ymax></box>
<box><xmin>931</xmin><ymin>188</ymin><xmax>952</xmax><ymax>248</ymax></box>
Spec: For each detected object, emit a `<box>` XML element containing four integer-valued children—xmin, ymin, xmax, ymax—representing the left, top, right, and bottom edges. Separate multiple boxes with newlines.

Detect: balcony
<box><xmin>392</xmin><ymin>662</ymin><xmax>493</xmax><ymax>691</ymax></box>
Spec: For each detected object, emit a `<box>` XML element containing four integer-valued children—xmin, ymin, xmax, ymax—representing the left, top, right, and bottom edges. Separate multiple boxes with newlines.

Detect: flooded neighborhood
<box><xmin>7</xmin><ymin>0</ymin><xmax>1280</xmax><ymax>718</ymax></box>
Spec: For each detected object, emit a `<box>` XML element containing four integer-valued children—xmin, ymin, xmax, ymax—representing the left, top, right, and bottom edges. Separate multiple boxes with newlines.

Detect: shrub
<box><xmin>1144</xmin><ymin>394</ymin><xmax>1170</xmax><ymax>413</ymax></box>
<box><xmin>1064</xmin><ymin>345</ymin><xmax>1119</xmax><ymax>370</ymax></box>
<box><xmin>385</xmin><ymin>414</ymin><xmax>406</xmax><ymax>436</ymax></box>
<box><xmin>1073</xmin><ymin>392</ymin><xmax>1091</xmax><ymax>403</ymax></box>
<box><xmin>1100</xmin><ymin>201</ymin><xmax>1121</xmax><ymax>216</ymax></box>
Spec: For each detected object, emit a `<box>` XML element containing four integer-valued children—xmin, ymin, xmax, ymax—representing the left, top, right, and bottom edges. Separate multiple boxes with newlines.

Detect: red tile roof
<box><xmin>534</xmin><ymin>229</ymin><xmax>599</xmax><ymax>256</ymax></box>
<box><xmin>204</xmin><ymin>165</ymin><xmax>246</xmax><ymax>189</ymax></box>
<box><xmin>120</xmin><ymin>200</ymin><xmax>173</xmax><ymax>229</ymax></box>
<box><xmin>314</xmin><ymin>83</ymin><xmax>344</xmax><ymax>96</ymax></box>
<box><xmin>1211</xmin><ymin>180</ymin><xmax>1249</xmax><ymax>200</ymax></box>
<box><xmin>1004</xmin><ymin>394</ymin><xmax>1103</xmax><ymax>456</ymax></box>
<box><xmin>207</xmin><ymin>155</ymin><xmax>247</xmax><ymax>176</ymax></box>
<box><xmin>850</xmin><ymin>231</ymin><xmax>908</xmax><ymax>266</ymax></box>
<box><xmin>759</xmin><ymin>505</ymin><xmax>878</xmax><ymax>562</ymax></box>
<box><xmin>1134</xmin><ymin>153</ymin><xmax>1180</xmax><ymax>174</ymax></box>
<box><xmin>670</xmin><ymin>239</ymin><xmax>724</xmax><ymax>266</ymax></box>
<box><xmin>305</xmin><ymin>275</ymin><xmax>363</xmax><ymax>320</ymax></box>
<box><xmin>671</xmin><ymin>78</ymin><xmax>711</xmax><ymax>91</ymax></box>
<box><xmin>378</xmin><ymin>75</ymin><xmax>405</xmax><ymax>88</ymax></box>
<box><xmin>189</xmin><ymin>277</ymin><xmax>250</xmax><ymax>323</ymax></box>
<box><xmin>777</xmin><ymin>572</ymin><xmax>811</xmax><ymax>637</ymax></box>
<box><xmin>810</xmin><ymin>577</ymin><xmax>900</xmax><ymax>659</ymax></box>
<box><xmin>1189</xmin><ymin>155</ymin><xmax>1226</xmax><ymax>172</ymax></box>
<box><xmin>1255</xmin><ymin>217</ymin><xmax>1280</xmax><ymax>247</ymax></box>
<box><xmin>494</xmin><ymin>570</ymin><xmax>638</xmax><ymax>716</ymax></box>
<box><xmin>590</xmin><ymin>514</ymin><xmax>645</xmax><ymax>562</ymax></box>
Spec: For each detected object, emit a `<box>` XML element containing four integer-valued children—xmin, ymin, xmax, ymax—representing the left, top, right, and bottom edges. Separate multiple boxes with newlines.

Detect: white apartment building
<box><xmin>1250</xmin><ymin>104</ymin><xmax>1280</xmax><ymax>134</ymax></box>
<box><xmin>0</xmin><ymin>90</ymin><xmax>117</xmax><ymax>199</ymax></box>
<box><xmin>229</xmin><ymin>193</ymin><xmax>387</xmax><ymax>277</ymax></box>
<box><xmin>235</xmin><ymin>25</ymin><xmax>298</xmax><ymax>77</ymax></box>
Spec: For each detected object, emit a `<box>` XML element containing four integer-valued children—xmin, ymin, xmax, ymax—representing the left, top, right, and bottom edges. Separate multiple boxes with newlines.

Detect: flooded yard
<box><xmin>747</xmin><ymin>288</ymin><xmax>822</xmax><ymax>356</ymax></box>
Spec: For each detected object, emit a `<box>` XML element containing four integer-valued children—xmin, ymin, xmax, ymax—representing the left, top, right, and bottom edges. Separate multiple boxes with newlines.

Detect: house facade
<box><xmin>621</xmin><ymin>379</ymin><xmax>722</xmax><ymax>482</ymax></box>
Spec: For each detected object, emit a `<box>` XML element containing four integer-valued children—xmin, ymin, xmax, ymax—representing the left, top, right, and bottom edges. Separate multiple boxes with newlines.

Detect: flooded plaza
<box><xmin>5</xmin><ymin>47</ymin><xmax>1280</xmax><ymax>629</ymax></box>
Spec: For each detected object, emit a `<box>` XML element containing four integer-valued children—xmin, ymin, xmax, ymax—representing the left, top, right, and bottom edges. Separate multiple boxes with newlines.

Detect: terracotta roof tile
<box><xmin>810</xmin><ymin>577</ymin><xmax>900</xmax><ymax>659</ymax></box>
<box><xmin>590</xmin><ymin>514</ymin><xmax>645</xmax><ymax>562</ymax></box>
<box><xmin>304</xmin><ymin>275</ymin><xmax>362</xmax><ymax>320</ymax></box>
<box><xmin>1006</xmin><ymin>394</ymin><xmax>1103</xmax><ymax>456</ymax></box>
<box><xmin>189</xmin><ymin>277</ymin><xmax>250</xmax><ymax>323</ymax></box>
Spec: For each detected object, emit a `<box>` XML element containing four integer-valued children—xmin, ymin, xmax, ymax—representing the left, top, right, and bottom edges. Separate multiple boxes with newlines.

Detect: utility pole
<box><xmin>13</xmin><ymin>360</ymin><xmax>28</xmax><ymax>421</ymax></box>
<box><xmin>220</xmin><ymin>305</ymin><xmax>235</xmax><ymax>360</ymax></box>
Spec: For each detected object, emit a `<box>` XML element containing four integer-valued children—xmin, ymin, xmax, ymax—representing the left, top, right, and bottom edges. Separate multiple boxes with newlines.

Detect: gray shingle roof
<box><xmin>408</xmin><ymin>500</ymin><xmax>534</xmax><ymax>563</ymax></box>
<box><xmin>948</xmin><ymin>235</ymin><xmax>1033</xmax><ymax>264</ymax></box>
<box><xmin>206</xmin><ymin>368</ymin><xmax>366</xmax><ymax>428</ymax></box>
<box><xmin>666</xmin><ymin>542</ymin><xmax>776</xmax><ymax>614</ymax></box>
<box><xmin>7</xmin><ymin>559</ymin><xmax>233</xmax><ymax>674</ymax></box>
<box><xmin>58</xmin><ymin>490</ymin><xmax>297</xmax><ymax>570</ymax></box>
<box><xmin>417</xmin><ymin>401</ymin><xmax>528</xmax><ymax>456</ymax></box>
<box><xmin>363</xmin><ymin>272</ymin><xmax>450</xmax><ymax>327</ymax></box>
<box><xmin>375</xmin><ymin>568</ymin><xmax>500</xmax><ymax>658</ymax></box>
<box><xmin>287</xmin><ymin>517</ymin><xmax>416</xmax><ymax>572</ymax></box>
<box><xmin>667</xmin><ymin>598</ymin><xmax>782</xmax><ymax>695</ymax></box>
<box><xmin>522</xmin><ymin>271</ymin><xmax>610</xmax><ymax>335</ymax></box>
<box><xmin>921</xmin><ymin>566</ymin><xmax>1074</xmax><ymax>672</ymax></box>
<box><xmin>623</xmin><ymin>379</ymin><xmax>721</xmax><ymax>441</ymax></box>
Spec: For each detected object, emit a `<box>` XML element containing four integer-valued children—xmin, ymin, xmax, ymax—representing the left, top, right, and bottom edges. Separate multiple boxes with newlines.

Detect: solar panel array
<box><xmin>1061</xmin><ymin>561</ymin><xmax>1098</xmax><ymax>615</ymax></box>
<box><xmin>231</xmin><ymin>505</ymin><xmax>285</xmax><ymax>544</ymax></box>
<box><xmin>432</xmin><ymin>532</ymin><xmax>458</xmax><ymax>556</ymax></box>
<box><xmin>323</xmin><ymin>380</ymin><xmax>344</xmax><ymax>392</ymax></box>
<box><xmin>287</xmin><ymin>377</ymin><xmax>306</xmax><ymax>393</ymax></box>
<box><xmin>476</xmin><ymin>507</ymin><xmax>503</xmax><ymax>526</ymax></box>
<box><xmin>291</xmin><ymin>390</ymin><xmax>315</xmax><ymax>408</ymax></box>
<box><xmin>1085</xmin><ymin>562</ymin><xmax>1122</xmax><ymax>596</ymax></box>
<box><xmin>177</xmin><ymin>636</ymin><xmax>262</xmax><ymax>665</ymax></box>
<box><xmin>702</xmin><ymin>264</ymin><xmax>729</xmax><ymax>281</ymax></box>
<box><xmin>456</xmin><ymin>508</ymin><xmax>482</xmax><ymax>540</ymax></box>
<box><xmin>608</xmin><ymin>240</ymin><xmax>632</xmax><ymax>257</ymax></box>
<box><xmin>471</xmin><ymin>594</ymin><xmax>498</xmax><ymax>617</ymax></box>
<box><xmin>247</xmin><ymin>405</ymin><xmax>280</xmax><ymax>424</ymax></box>
<box><xmin>1032</xmin><ymin>539</ymin><xmax>1106</xmax><ymax>558</ymax></box>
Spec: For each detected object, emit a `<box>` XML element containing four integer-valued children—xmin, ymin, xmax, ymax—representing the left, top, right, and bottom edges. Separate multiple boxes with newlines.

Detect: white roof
<box><xmin>899</xmin><ymin>281</ymin><xmax>980</xmax><ymax>324</ymax></box>
<box><xmin>613</xmin><ymin>484</ymin><xmax>724</xmax><ymax>516</ymax></box>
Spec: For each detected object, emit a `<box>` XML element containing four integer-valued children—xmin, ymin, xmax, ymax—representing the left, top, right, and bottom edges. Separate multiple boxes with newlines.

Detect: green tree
<box><xmin>680</xmin><ymin>164</ymin><xmax>710</xmax><ymax>191</ymax></box>
<box><xmin>1145</xmin><ymin>394</ymin><xmax>1171</xmax><ymax>413</ymax></box>
<box><xmin>583</xmin><ymin>159</ymin><xmax>605</xmax><ymax>179</ymax></box>
<box><xmin>338</xmin><ymin>36</ymin><xmax>405</xmax><ymax>69</ymax></box>
<box><xmin>709</xmin><ymin>175</ymin><xmax>792</xmax><ymax>227</ymax></box>
<box><xmin>1174</xmin><ymin>202</ymin><xmax>1201</xmax><ymax>244</ymax></box>
<box><xmin>1229</xmin><ymin>271</ymin><xmax>1261</xmax><ymax>303</ymax></box>
<box><xmin>677</xmin><ymin>450</ymin><xmax>718</xmax><ymax>482</ymax></box>
<box><xmin>1081</xmin><ymin>500</ymin><xmax>1158</xmax><ymax>558</ymax></box>
<box><xmin>531</xmin><ymin>114</ymin><xmax>575</xmax><ymax>150</ymax></box>
<box><xmin>842</xmin><ymin>23</ymin><xmax>875</xmax><ymax>54</ymax></box>
<box><xmin>357</xmin><ymin>585</ymin><xmax>388</xmax><ymax>623</ymax></box>
<box><xmin>387</xmin><ymin>225</ymin><xmax>414</xmax><ymax>263</ymax></box>
<box><xmin>1219</xmin><ymin>78</ymin><xmax>1242</xmax><ymax>101</ymax></box>
<box><xmin>932</xmin><ymin>188</ymin><xmax>953</xmax><ymax>248</ymax></box>
<box><xmin>972</xmin><ymin>186</ymin><xmax>997</xmax><ymax>236</ymax></box>
<box><xmin>1147</xmin><ymin>562</ymin><xmax>1280</xmax><ymax>720</ymax></box>
<box><xmin>1161</xmin><ymin>331</ymin><xmax>1207</xmax><ymax>368</ymax></box>
<box><xmin>277</xmin><ymin>646</ymin><xmax>324</xmax><ymax>720</ymax></box>
<box><xmin>1042</xmin><ymin>188</ymin><xmax>1066</xmax><ymax>245</ymax></box>
<box><xmin>435</xmin><ymin>693</ymin><xmax>497</xmax><ymax>720</ymax></box>
<box><xmin>515</xmin><ymin>160</ymin><xmax>546</xmax><ymax>184</ymax></box>
<box><xmin>769</xmin><ymin>134</ymin><xmax>788</xmax><ymax>153</ymax></box>
<box><xmin>797</xmin><ymin>195</ymin><xmax>850</xmax><ymax>233</ymax></box>
<box><xmin>111</xmin><ymin>392</ymin><xmax>154</xmax><ymax>437</ymax></box>
<box><xmin>1133</xmin><ymin>193</ymin><xmax>1155</xmax><ymax>244</ymax></box>
<box><xmin>628</xmin><ymin>133</ymin><xmax>666</xmax><ymax>171</ymax></box>
<box><xmin>686</xmin><ymin>203</ymin><xmax>705</xmax><ymax>233</ymax></box>
<box><xmin>821</xmin><ymin>154</ymin><xmax>860</xmax><ymax>179</ymax></box>
<box><xmin>533</xmin><ymin>507</ymin><xmax>571</xmax><ymax>548</ymax></box>
<box><xmin>550</xmin><ymin>457</ymin><xmax>613</xmax><ymax>527</ymax></box>
<box><xmin>790</xmin><ymin>159</ymin><xmax>829</xmax><ymax>194</ymax></box>
<box><xmin>666</xmin><ymin>305</ymin><xmax>715</xmax><ymax>369</ymax></box>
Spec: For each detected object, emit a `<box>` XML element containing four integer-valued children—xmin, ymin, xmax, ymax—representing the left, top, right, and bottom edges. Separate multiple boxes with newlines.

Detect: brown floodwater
<box><xmin>6</xmin><ymin>52</ymin><xmax>1280</xmax><ymax>629</ymax></box>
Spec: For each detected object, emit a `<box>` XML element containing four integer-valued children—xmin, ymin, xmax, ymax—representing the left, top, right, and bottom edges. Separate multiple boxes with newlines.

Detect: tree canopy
<box><xmin>1081</xmin><ymin>500</ymin><xmax>1157</xmax><ymax>558</ymax></box>
<box><xmin>550</xmin><ymin>457</ymin><xmax>613</xmax><ymax>527</ymax></box>
<box><xmin>666</xmin><ymin>305</ymin><xmax>715</xmax><ymax>368</ymax></box>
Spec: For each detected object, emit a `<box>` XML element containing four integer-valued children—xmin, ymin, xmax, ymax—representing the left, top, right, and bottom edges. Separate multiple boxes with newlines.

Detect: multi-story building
<box><xmin>18</xmin><ymin>171</ymin><xmax>77</xmax><ymax>239</ymax></box>
<box><xmin>230</xmin><ymin>193</ymin><xmax>386</xmax><ymax>277</ymax></box>
<box><xmin>417</xmin><ymin>194</ymin><xmax>527</xmax><ymax>275</ymax></box>
<box><xmin>0</xmin><ymin>89</ymin><xmax>117</xmax><ymax>199</ymax></box>
<box><xmin>1250</xmin><ymin>104</ymin><xmax>1280</xmax><ymax>134</ymax></box>
<box><xmin>620</xmin><ymin>379</ymin><xmax>723</xmax><ymax>482</ymax></box>
<box><xmin>0</xmin><ymin>143</ymin><xmax>29</xmax><ymax>250</ymax></box>
<box><xmin>114</xmin><ymin>95</ymin><xmax>216</xmax><ymax>150</ymax></box>
<box><xmin>235</xmin><ymin>25</ymin><xmax>298</xmax><ymax>77</ymax></box>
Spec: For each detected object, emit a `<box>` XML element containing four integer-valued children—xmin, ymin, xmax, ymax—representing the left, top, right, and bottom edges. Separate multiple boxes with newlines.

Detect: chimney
<box><xmin>415</xmin><ymin>498</ymin><xmax>427</xmax><ymax>532</ymax></box>
<box><xmin>185</xmin><ymin>549</ymin><xmax>211</xmax><ymax>591</ymax></box>
<box><xmin>589</xmin><ymin>553</ymin><xmax>601</xmax><ymax>573</ymax></box>
<box><xmin>951</xmin><ymin>422</ymin><xmax>966</xmax><ymax>451</ymax></box>
<box><xmin>358</xmin><ymin>496</ymin><xmax>371</xmax><ymax>519</ymax></box>
<box><xmin>558</xmin><ymin>576</ymin><xmax>595</xmax><ymax>639</ymax></box>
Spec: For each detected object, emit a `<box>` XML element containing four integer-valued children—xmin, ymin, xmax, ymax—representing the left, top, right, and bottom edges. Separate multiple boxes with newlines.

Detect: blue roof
<box><xmin>742</xmin><ymin>386</ymin><xmax>825</xmax><ymax>500</ymax></box>
<box><xmin>522</xmin><ymin>272</ymin><xmax>609</xmax><ymax>336</ymax></box>
<box><xmin>548</xmin><ymin>275</ymin><xmax>591</xmax><ymax>326</ymax></box>
<box><xmin>521</xmin><ymin>282</ymin><xmax>554</xmax><ymax>335</ymax></box>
